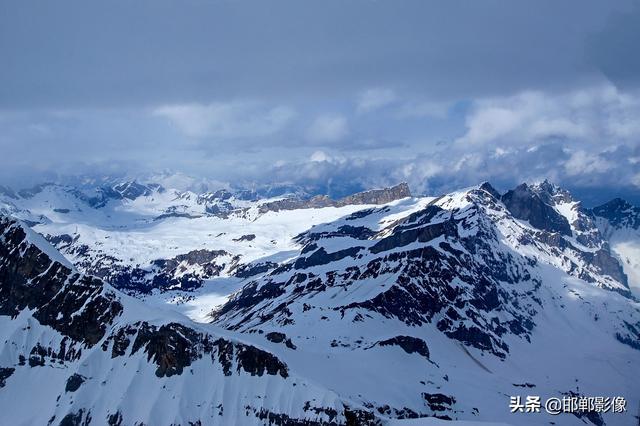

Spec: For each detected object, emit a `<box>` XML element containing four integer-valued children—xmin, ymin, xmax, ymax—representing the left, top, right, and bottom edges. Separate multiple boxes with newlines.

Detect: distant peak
<box><xmin>478</xmin><ymin>182</ymin><xmax>500</xmax><ymax>199</ymax></box>
<box><xmin>501</xmin><ymin>182</ymin><xmax>573</xmax><ymax>235</ymax></box>
<box><xmin>339</xmin><ymin>182</ymin><xmax>411</xmax><ymax>205</ymax></box>
<box><xmin>592</xmin><ymin>197</ymin><xmax>639</xmax><ymax>229</ymax></box>
<box><xmin>602</xmin><ymin>197</ymin><xmax>632</xmax><ymax>209</ymax></box>
<box><xmin>526</xmin><ymin>180</ymin><xmax>574</xmax><ymax>205</ymax></box>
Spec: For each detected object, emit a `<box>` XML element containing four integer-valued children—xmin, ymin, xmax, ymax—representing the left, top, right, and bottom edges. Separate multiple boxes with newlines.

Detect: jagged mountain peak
<box><xmin>111</xmin><ymin>180</ymin><xmax>165</xmax><ymax>200</ymax></box>
<box><xmin>500</xmin><ymin>182</ymin><xmax>572</xmax><ymax>235</ymax></box>
<box><xmin>528</xmin><ymin>179</ymin><xmax>575</xmax><ymax>206</ymax></box>
<box><xmin>593</xmin><ymin>197</ymin><xmax>640</xmax><ymax>230</ymax></box>
<box><xmin>477</xmin><ymin>181</ymin><xmax>501</xmax><ymax>199</ymax></box>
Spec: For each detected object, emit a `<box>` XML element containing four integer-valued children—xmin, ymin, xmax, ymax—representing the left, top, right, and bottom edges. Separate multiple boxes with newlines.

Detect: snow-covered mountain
<box><xmin>1</xmin><ymin>180</ymin><xmax>411</xmax><ymax>295</ymax></box>
<box><xmin>592</xmin><ymin>198</ymin><xmax>640</xmax><ymax>296</ymax></box>
<box><xmin>0</xmin><ymin>179</ymin><xmax>639</xmax><ymax>425</ymax></box>
<box><xmin>0</xmin><ymin>215</ymin><xmax>364</xmax><ymax>425</ymax></box>
<box><xmin>209</xmin><ymin>182</ymin><xmax>639</xmax><ymax>424</ymax></box>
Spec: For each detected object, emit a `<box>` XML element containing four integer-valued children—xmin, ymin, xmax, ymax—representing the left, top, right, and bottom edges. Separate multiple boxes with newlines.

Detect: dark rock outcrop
<box><xmin>259</xmin><ymin>183</ymin><xmax>411</xmax><ymax>213</ymax></box>
<box><xmin>0</xmin><ymin>217</ymin><xmax>123</xmax><ymax>345</ymax></box>
<box><xmin>295</xmin><ymin>247</ymin><xmax>363</xmax><ymax>270</ymax></box>
<box><xmin>233</xmin><ymin>261</ymin><xmax>279</xmax><ymax>278</ymax></box>
<box><xmin>592</xmin><ymin>198</ymin><xmax>640</xmax><ymax>230</ymax></box>
<box><xmin>0</xmin><ymin>367</ymin><xmax>14</xmax><ymax>388</ymax></box>
<box><xmin>376</xmin><ymin>336</ymin><xmax>430</xmax><ymax>359</ymax></box>
<box><xmin>266</xmin><ymin>332</ymin><xmax>297</xmax><ymax>349</ymax></box>
<box><xmin>501</xmin><ymin>183</ymin><xmax>572</xmax><ymax>235</ymax></box>
<box><xmin>100</xmin><ymin>321</ymin><xmax>290</xmax><ymax>378</ymax></box>
<box><xmin>421</xmin><ymin>393</ymin><xmax>456</xmax><ymax>414</ymax></box>
<box><xmin>65</xmin><ymin>374</ymin><xmax>86</xmax><ymax>392</ymax></box>
<box><xmin>337</xmin><ymin>183</ymin><xmax>411</xmax><ymax>206</ymax></box>
<box><xmin>0</xmin><ymin>215</ymin><xmax>293</xmax><ymax>383</ymax></box>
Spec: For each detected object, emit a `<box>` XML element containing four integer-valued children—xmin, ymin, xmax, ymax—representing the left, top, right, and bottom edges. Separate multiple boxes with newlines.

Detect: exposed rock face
<box><xmin>489</xmin><ymin>181</ymin><xmax>632</xmax><ymax>293</ymax></box>
<box><xmin>296</xmin><ymin>225</ymin><xmax>375</xmax><ymax>244</ymax></box>
<box><xmin>376</xmin><ymin>336</ymin><xmax>430</xmax><ymax>359</ymax></box>
<box><xmin>214</xmin><ymin>187</ymin><xmax>544</xmax><ymax>360</ymax></box>
<box><xmin>421</xmin><ymin>393</ymin><xmax>456</xmax><ymax>417</ymax></box>
<box><xmin>259</xmin><ymin>183</ymin><xmax>411</xmax><ymax>213</ymax></box>
<box><xmin>0</xmin><ymin>217</ymin><xmax>124</xmax><ymax>345</ymax></box>
<box><xmin>0</xmin><ymin>368</ymin><xmax>14</xmax><ymax>388</ymax></box>
<box><xmin>65</xmin><ymin>374</ymin><xmax>86</xmax><ymax>392</ymax></box>
<box><xmin>100</xmin><ymin>321</ymin><xmax>290</xmax><ymax>378</ymax></box>
<box><xmin>233</xmin><ymin>261</ymin><xmax>280</xmax><ymax>278</ymax></box>
<box><xmin>478</xmin><ymin>182</ymin><xmax>501</xmax><ymax>199</ymax></box>
<box><xmin>593</xmin><ymin>198</ymin><xmax>640</xmax><ymax>230</ymax></box>
<box><xmin>43</xmin><ymin>238</ymin><xmax>238</xmax><ymax>293</ymax></box>
<box><xmin>0</xmin><ymin>218</ymin><xmax>293</xmax><ymax>382</ymax></box>
<box><xmin>501</xmin><ymin>183</ymin><xmax>572</xmax><ymax>235</ymax></box>
<box><xmin>294</xmin><ymin>246</ymin><xmax>364</xmax><ymax>269</ymax></box>
<box><xmin>266</xmin><ymin>332</ymin><xmax>297</xmax><ymax>349</ymax></box>
<box><xmin>149</xmin><ymin>249</ymin><xmax>236</xmax><ymax>290</ymax></box>
<box><xmin>336</xmin><ymin>183</ymin><xmax>411</xmax><ymax>206</ymax></box>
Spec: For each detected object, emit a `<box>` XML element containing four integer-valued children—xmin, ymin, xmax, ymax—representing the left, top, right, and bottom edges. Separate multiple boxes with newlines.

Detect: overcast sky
<box><xmin>1</xmin><ymin>0</ymin><xmax>639</xmax><ymax>203</ymax></box>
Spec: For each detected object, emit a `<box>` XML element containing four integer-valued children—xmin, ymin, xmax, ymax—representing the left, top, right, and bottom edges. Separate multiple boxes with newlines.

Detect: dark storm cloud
<box><xmin>588</xmin><ymin>4</ymin><xmax>640</xmax><ymax>90</ymax></box>
<box><xmin>0</xmin><ymin>0</ymin><xmax>636</xmax><ymax>108</ymax></box>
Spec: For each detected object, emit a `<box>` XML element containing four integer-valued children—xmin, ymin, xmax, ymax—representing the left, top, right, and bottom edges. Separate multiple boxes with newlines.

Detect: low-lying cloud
<box><xmin>153</xmin><ymin>101</ymin><xmax>296</xmax><ymax>139</ymax></box>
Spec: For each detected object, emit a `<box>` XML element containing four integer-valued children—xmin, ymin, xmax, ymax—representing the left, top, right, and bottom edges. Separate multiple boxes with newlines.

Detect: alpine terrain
<box><xmin>0</xmin><ymin>178</ymin><xmax>638</xmax><ymax>425</ymax></box>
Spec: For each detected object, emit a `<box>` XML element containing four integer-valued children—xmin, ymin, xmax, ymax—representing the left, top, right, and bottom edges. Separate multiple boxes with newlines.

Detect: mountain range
<box><xmin>0</xmin><ymin>178</ymin><xmax>638</xmax><ymax>425</ymax></box>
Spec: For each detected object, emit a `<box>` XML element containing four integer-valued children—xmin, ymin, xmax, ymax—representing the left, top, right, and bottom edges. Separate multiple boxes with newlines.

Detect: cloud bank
<box><xmin>0</xmin><ymin>1</ymin><xmax>639</xmax><ymax>204</ymax></box>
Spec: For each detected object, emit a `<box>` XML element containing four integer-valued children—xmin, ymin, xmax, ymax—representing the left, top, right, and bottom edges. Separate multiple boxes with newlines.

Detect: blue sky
<box><xmin>1</xmin><ymin>0</ymin><xmax>639</xmax><ymax>204</ymax></box>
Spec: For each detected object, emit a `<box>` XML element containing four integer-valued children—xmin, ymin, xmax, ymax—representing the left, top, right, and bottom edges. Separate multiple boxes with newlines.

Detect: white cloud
<box><xmin>356</xmin><ymin>88</ymin><xmax>397</xmax><ymax>113</ymax></box>
<box><xmin>564</xmin><ymin>150</ymin><xmax>614</xmax><ymax>176</ymax></box>
<box><xmin>310</xmin><ymin>150</ymin><xmax>330</xmax><ymax>162</ymax></box>
<box><xmin>153</xmin><ymin>101</ymin><xmax>295</xmax><ymax>139</ymax></box>
<box><xmin>397</xmin><ymin>160</ymin><xmax>443</xmax><ymax>181</ymax></box>
<box><xmin>457</xmin><ymin>84</ymin><xmax>640</xmax><ymax>147</ymax></box>
<box><xmin>306</xmin><ymin>114</ymin><xmax>349</xmax><ymax>143</ymax></box>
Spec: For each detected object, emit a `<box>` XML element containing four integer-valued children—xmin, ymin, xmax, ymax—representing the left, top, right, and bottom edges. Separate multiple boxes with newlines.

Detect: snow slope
<box><xmin>0</xmin><ymin>215</ymin><xmax>361</xmax><ymax>426</ymax></box>
<box><xmin>210</xmin><ymin>183</ymin><xmax>640</xmax><ymax>425</ymax></box>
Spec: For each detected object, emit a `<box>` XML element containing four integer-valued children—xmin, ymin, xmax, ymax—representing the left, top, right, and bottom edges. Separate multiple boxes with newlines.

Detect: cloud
<box><xmin>4</xmin><ymin>1</ymin><xmax>639</xmax><ymax>109</ymax></box>
<box><xmin>564</xmin><ymin>150</ymin><xmax>615</xmax><ymax>176</ymax></box>
<box><xmin>457</xmin><ymin>84</ymin><xmax>640</xmax><ymax>147</ymax></box>
<box><xmin>0</xmin><ymin>82</ymin><xmax>639</xmax><ymax>205</ymax></box>
<box><xmin>310</xmin><ymin>150</ymin><xmax>331</xmax><ymax>162</ymax></box>
<box><xmin>357</xmin><ymin>88</ymin><xmax>398</xmax><ymax>113</ymax></box>
<box><xmin>153</xmin><ymin>101</ymin><xmax>295</xmax><ymax>139</ymax></box>
<box><xmin>396</xmin><ymin>101</ymin><xmax>450</xmax><ymax>119</ymax></box>
<box><xmin>306</xmin><ymin>114</ymin><xmax>349</xmax><ymax>143</ymax></box>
